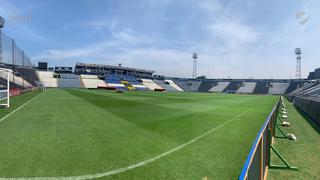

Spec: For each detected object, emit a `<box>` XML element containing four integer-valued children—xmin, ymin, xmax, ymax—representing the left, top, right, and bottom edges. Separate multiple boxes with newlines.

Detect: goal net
<box><xmin>0</xmin><ymin>68</ymin><xmax>11</xmax><ymax>108</ymax></box>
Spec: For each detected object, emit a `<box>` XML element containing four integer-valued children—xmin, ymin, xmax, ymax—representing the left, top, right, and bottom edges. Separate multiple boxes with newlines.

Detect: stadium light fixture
<box><xmin>295</xmin><ymin>48</ymin><xmax>302</xmax><ymax>79</ymax></box>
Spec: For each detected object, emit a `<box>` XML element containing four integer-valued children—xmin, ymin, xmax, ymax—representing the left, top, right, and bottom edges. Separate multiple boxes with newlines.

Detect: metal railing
<box><xmin>239</xmin><ymin>97</ymin><xmax>280</xmax><ymax>180</ymax></box>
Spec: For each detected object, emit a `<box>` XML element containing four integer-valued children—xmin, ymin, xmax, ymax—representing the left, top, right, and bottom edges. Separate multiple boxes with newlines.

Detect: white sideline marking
<box><xmin>0</xmin><ymin>92</ymin><xmax>43</xmax><ymax>123</ymax></box>
<box><xmin>0</xmin><ymin>107</ymin><xmax>256</xmax><ymax>180</ymax></box>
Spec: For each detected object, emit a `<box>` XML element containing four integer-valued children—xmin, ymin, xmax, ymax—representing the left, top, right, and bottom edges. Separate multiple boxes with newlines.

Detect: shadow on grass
<box><xmin>294</xmin><ymin>106</ymin><xmax>320</xmax><ymax>135</ymax></box>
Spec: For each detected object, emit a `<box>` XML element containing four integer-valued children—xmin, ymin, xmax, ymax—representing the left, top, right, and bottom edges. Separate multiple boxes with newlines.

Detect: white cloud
<box><xmin>111</xmin><ymin>28</ymin><xmax>153</xmax><ymax>45</ymax></box>
<box><xmin>208</xmin><ymin>21</ymin><xmax>261</xmax><ymax>48</ymax></box>
<box><xmin>86</xmin><ymin>19</ymin><xmax>118</xmax><ymax>31</ymax></box>
<box><xmin>197</xmin><ymin>0</ymin><xmax>222</xmax><ymax>12</ymax></box>
<box><xmin>33</xmin><ymin>40</ymin><xmax>120</xmax><ymax>60</ymax></box>
<box><xmin>9</xmin><ymin>0</ymin><xmax>320</xmax><ymax>79</ymax></box>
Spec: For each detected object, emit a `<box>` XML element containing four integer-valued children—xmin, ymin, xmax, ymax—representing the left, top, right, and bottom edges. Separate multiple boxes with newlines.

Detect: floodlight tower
<box><xmin>295</xmin><ymin>48</ymin><xmax>302</xmax><ymax>79</ymax></box>
<box><xmin>192</xmin><ymin>53</ymin><xmax>198</xmax><ymax>78</ymax></box>
<box><xmin>0</xmin><ymin>16</ymin><xmax>4</xmax><ymax>63</ymax></box>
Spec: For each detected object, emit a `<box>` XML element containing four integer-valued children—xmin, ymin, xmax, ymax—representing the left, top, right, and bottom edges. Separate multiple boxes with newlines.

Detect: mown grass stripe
<box><xmin>0</xmin><ymin>92</ymin><xmax>43</xmax><ymax>123</ymax></box>
<box><xmin>0</xmin><ymin>105</ymin><xmax>257</xmax><ymax>180</ymax></box>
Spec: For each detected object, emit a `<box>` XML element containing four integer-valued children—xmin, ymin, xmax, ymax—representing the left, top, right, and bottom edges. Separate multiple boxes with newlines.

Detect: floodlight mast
<box><xmin>295</xmin><ymin>48</ymin><xmax>302</xmax><ymax>79</ymax></box>
<box><xmin>192</xmin><ymin>53</ymin><xmax>198</xmax><ymax>78</ymax></box>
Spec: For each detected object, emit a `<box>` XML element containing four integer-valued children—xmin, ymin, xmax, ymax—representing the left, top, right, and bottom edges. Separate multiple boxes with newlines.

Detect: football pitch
<box><xmin>0</xmin><ymin>89</ymin><xmax>277</xmax><ymax>179</ymax></box>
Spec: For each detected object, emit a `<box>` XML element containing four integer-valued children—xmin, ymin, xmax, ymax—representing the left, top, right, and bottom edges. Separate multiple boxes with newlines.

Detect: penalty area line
<box><xmin>0</xmin><ymin>92</ymin><xmax>43</xmax><ymax>123</ymax></box>
<box><xmin>0</xmin><ymin>106</ymin><xmax>257</xmax><ymax>180</ymax></box>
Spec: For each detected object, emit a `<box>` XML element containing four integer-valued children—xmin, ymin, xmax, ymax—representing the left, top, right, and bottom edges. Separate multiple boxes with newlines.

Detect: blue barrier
<box><xmin>239</xmin><ymin>98</ymin><xmax>280</xmax><ymax>179</ymax></box>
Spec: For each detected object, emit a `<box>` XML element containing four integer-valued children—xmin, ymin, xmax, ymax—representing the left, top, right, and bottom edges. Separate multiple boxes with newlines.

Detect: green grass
<box><xmin>268</xmin><ymin>98</ymin><xmax>320</xmax><ymax>180</ymax></box>
<box><xmin>0</xmin><ymin>89</ymin><xmax>277</xmax><ymax>179</ymax></box>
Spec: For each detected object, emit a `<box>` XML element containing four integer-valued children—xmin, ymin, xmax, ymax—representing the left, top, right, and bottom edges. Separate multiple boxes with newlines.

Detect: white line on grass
<box><xmin>0</xmin><ymin>92</ymin><xmax>43</xmax><ymax>123</ymax></box>
<box><xmin>0</xmin><ymin>106</ymin><xmax>257</xmax><ymax>180</ymax></box>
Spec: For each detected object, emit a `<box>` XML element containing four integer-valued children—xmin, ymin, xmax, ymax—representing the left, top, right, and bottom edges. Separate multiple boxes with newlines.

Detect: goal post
<box><xmin>0</xmin><ymin>68</ymin><xmax>12</xmax><ymax>108</ymax></box>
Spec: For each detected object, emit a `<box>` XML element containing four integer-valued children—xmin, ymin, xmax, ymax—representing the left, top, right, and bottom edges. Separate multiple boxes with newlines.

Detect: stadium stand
<box><xmin>58</xmin><ymin>74</ymin><xmax>81</xmax><ymax>88</ymax></box>
<box><xmin>104</xmin><ymin>74</ymin><xmax>126</xmax><ymax>90</ymax></box>
<box><xmin>121</xmin><ymin>75</ymin><xmax>148</xmax><ymax>90</ymax></box>
<box><xmin>141</xmin><ymin>79</ymin><xmax>163</xmax><ymax>90</ymax></box>
<box><xmin>290</xmin><ymin>82</ymin><xmax>318</xmax><ymax>96</ymax></box>
<box><xmin>0</xmin><ymin>76</ymin><xmax>22</xmax><ymax>89</ymax></box>
<box><xmin>285</xmin><ymin>81</ymin><xmax>304</xmax><ymax>94</ymax></box>
<box><xmin>104</xmin><ymin>74</ymin><xmax>148</xmax><ymax>90</ymax></box>
<box><xmin>80</xmin><ymin>75</ymin><xmax>107</xmax><ymax>89</ymax></box>
<box><xmin>236</xmin><ymin>82</ymin><xmax>256</xmax><ymax>94</ymax></box>
<box><xmin>153</xmin><ymin>79</ymin><xmax>177</xmax><ymax>91</ymax></box>
<box><xmin>36</xmin><ymin>71</ymin><xmax>58</xmax><ymax>87</ymax></box>
<box><xmin>268</xmin><ymin>82</ymin><xmax>290</xmax><ymax>95</ymax></box>
<box><xmin>253</xmin><ymin>81</ymin><xmax>270</xmax><ymax>94</ymax></box>
<box><xmin>209</xmin><ymin>81</ymin><xmax>230</xmax><ymax>92</ymax></box>
<box><xmin>16</xmin><ymin>67</ymin><xmax>39</xmax><ymax>86</ymax></box>
<box><xmin>75</xmin><ymin>63</ymin><xmax>154</xmax><ymax>78</ymax></box>
<box><xmin>223</xmin><ymin>81</ymin><xmax>242</xmax><ymax>93</ymax></box>
<box><xmin>164</xmin><ymin>79</ymin><xmax>184</xmax><ymax>91</ymax></box>
<box><xmin>197</xmin><ymin>80</ymin><xmax>217</xmax><ymax>92</ymax></box>
<box><xmin>284</xmin><ymin>79</ymin><xmax>320</xmax><ymax>125</ymax></box>
<box><xmin>12</xmin><ymin>75</ymin><xmax>33</xmax><ymax>88</ymax></box>
<box><xmin>121</xmin><ymin>80</ymin><xmax>135</xmax><ymax>90</ymax></box>
<box><xmin>173</xmin><ymin>79</ymin><xmax>201</xmax><ymax>92</ymax></box>
<box><xmin>0</xmin><ymin>68</ymin><xmax>33</xmax><ymax>88</ymax></box>
<box><xmin>298</xmin><ymin>84</ymin><xmax>320</xmax><ymax>97</ymax></box>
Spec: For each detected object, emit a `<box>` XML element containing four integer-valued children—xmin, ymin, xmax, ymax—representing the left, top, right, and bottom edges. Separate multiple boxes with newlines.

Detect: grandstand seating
<box><xmin>289</xmin><ymin>82</ymin><xmax>317</xmax><ymax>96</ymax></box>
<box><xmin>197</xmin><ymin>80</ymin><xmax>216</xmax><ymax>92</ymax></box>
<box><xmin>268</xmin><ymin>83</ymin><xmax>290</xmax><ymax>95</ymax></box>
<box><xmin>16</xmin><ymin>68</ymin><xmax>39</xmax><ymax>86</ymax></box>
<box><xmin>223</xmin><ymin>81</ymin><xmax>242</xmax><ymax>93</ymax></box>
<box><xmin>0</xmin><ymin>77</ymin><xmax>22</xmax><ymax>89</ymax></box>
<box><xmin>209</xmin><ymin>81</ymin><xmax>230</xmax><ymax>92</ymax></box>
<box><xmin>12</xmin><ymin>75</ymin><xmax>33</xmax><ymax>88</ymax></box>
<box><xmin>36</xmin><ymin>71</ymin><xmax>58</xmax><ymax>87</ymax></box>
<box><xmin>141</xmin><ymin>79</ymin><xmax>163</xmax><ymax>90</ymax></box>
<box><xmin>164</xmin><ymin>80</ymin><xmax>184</xmax><ymax>91</ymax></box>
<box><xmin>153</xmin><ymin>79</ymin><xmax>177</xmax><ymax>91</ymax></box>
<box><xmin>173</xmin><ymin>79</ymin><xmax>201</xmax><ymax>92</ymax></box>
<box><xmin>80</xmin><ymin>75</ymin><xmax>107</xmax><ymax>89</ymax></box>
<box><xmin>104</xmin><ymin>74</ymin><xmax>148</xmax><ymax>90</ymax></box>
<box><xmin>285</xmin><ymin>80</ymin><xmax>320</xmax><ymax>125</ymax></box>
<box><xmin>58</xmin><ymin>74</ymin><xmax>81</xmax><ymax>88</ymax></box>
<box><xmin>104</xmin><ymin>74</ymin><xmax>126</xmax><ymax>90</ymax></box>
<box><xmin>0</xmin><ymin>68</ymin><xmax>33</xmax><ymax>88</ymax></box>
<box><xmin>285</xmin><ymin>81</ymin><xmax>304</xmax><ymax>94</ymax></box>
<box><xmin>253</xmin><ymin>81</ymin><xmax>270</xmax><ymax>94</ymax></box>
<box><xmin>236</xmin><ymin>82</ymin><xmax>256</xmax><ymax>94</ymax></box>
<box><xmin>121</xmin><ymin>75</ymin><xmax>148</xmax><ymax>90</ymax></box>
<box><xmin>297</xmin><ymin>84</ymin><xmax>320</xmax><ymax>97</ymax></box>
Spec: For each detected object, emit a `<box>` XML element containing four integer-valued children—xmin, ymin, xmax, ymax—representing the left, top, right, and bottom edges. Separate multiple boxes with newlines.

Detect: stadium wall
<box><xmin>292</xmin><ymin>96</ymin><xmax>320</xmax><ymax>125</ymax></box>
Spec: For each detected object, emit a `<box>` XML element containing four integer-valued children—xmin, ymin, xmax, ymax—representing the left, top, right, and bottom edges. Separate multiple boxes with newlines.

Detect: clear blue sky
<box><xmin>0</xmin><ymin>0</ymin><xmax>319</xmax><ymax>78</ymax></box>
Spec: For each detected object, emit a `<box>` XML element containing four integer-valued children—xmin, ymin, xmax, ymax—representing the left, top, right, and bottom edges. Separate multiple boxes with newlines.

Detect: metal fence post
<box><xmin>12</xmin><ymin>39</ymin><xmax>15</xmax><ymax>65</ymax></box>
